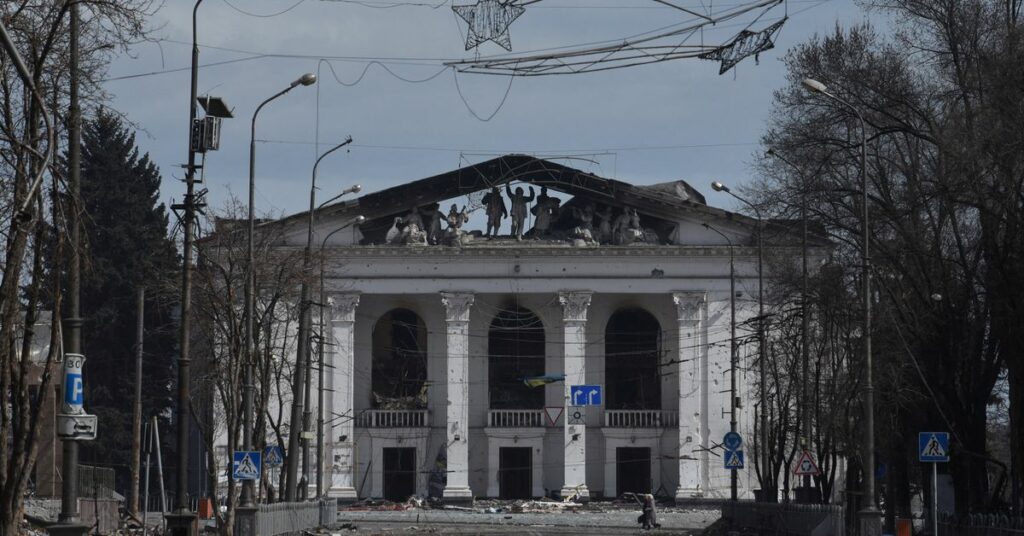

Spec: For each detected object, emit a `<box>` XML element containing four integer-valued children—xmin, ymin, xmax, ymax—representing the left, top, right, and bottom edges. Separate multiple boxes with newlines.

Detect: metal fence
<box><xmin>939</xmin><ymin>512</ymin><xmax>1024</xmax><ymax>536</ymax></box>
<box><xmin>721</xmin><ymin>501</ymin><xmax>845</xmax><ymax>536</ymax></box>
<box><xmin>255</xmin><ymin>499</ymin><xmax>335</xmax><ymax>535</ymax></box>
<box><xmin>77</xmin><ymin>464</ymin><xmax>115</xmax><ymax>499</ymax></box>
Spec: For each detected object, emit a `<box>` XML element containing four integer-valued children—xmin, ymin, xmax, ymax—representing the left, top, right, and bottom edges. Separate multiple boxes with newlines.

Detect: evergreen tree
<box><xmin>75</xmin><ymin>109</ymin><xmax>179</xmax><ymax>493</ymax></box>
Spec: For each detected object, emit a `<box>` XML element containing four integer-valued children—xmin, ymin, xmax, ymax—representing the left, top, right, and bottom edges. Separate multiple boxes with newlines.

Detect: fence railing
<box><xmin>78</xmin><ymin>464</ymin><xmax>115</xmax><ymax>499</ymax></box>
<box><xmin>604</xmin><ymin>410</ymin><xmax>679</xmax><ymax>428</ymax></box>
<box><xmin>721</xmin><ymin>501</ymin><xmax>844</xmax><ymax>536</ymax></box>
<box><xmin>489</xmin><ymin>409</ymin><xmax>545</xmax><ymax>427</ymax></box>
<box><xmin>355</xmin><ymin>409</ymin><xmax>428</xmax><ymax>427</ymax></box>
<box><xmin>940</xmin><ymin>512</ymin><xmax>1024</xmax><ymax>536</ymax></box>
<box><xmin>255</xmin><ymin>499</ymin><xmax>335</xmax><ymax>535</ymax></box>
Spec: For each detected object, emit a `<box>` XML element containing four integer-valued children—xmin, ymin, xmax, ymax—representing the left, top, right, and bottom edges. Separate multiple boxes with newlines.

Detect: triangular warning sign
<box><xmin>724</xmin><ymin>450</ymin><xmax>744</xmax><ymax>469</ymax></box>
<box><xmin>923</xmin><ymin>435</ymin><xmax>946</xmax><ymax>458</ymax></box>
<box><xmin>235</xmin><ymin>453</ymin><xmax>260</xmax><ymax>479</ymax></box>
<box><xmin>793</xmin><ymin>450</ymin><xmax>821</xmax><ymax>476</ymax></box>
<box><xmin>544</xmin><ymin>406</ymin><xmax>564</xmax><ymax>426</ymax></box>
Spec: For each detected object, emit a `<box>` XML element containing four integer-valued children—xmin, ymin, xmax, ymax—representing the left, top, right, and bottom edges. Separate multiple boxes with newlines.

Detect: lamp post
<box><xmin>766</xmin><ymin>148</ymin><xmax>814</xmax><ymax>498</ymax></box>
<box><xmin>288</xmin><ymin>137</ymin><xmax>358</xmax><ymax>501</ymax></box>
<box><xmin>316</xmin><ymin>215</ymin><xmax>365</xmax><ymax>498</ymax></box>
<box><xmin>801</xmin><ymin>77</ymin><xmax>878</xmax><ymax>535</ymax></box>
<box><xmin>243</xmin><ymin>73</ymin><xmax>316</xmax><ymax>508</ymax></box>
<box><xmin>702</xmin><ymin>222</ymin><xmax>738</xmax><ymax>501</ymax></box>
<box><xmin>711</xmin><ymin>180</ymin><xmax>771</xmax><ymax>502</ymax></box>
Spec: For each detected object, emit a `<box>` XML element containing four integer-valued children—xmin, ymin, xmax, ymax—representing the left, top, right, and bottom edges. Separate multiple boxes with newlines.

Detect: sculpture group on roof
<box><xmin>383</xmin><ymin>182</ymin><xmax>664</xmax><ymax>247</ymax></box>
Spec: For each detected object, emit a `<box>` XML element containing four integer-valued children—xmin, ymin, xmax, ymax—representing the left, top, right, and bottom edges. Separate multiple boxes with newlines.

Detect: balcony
<box><xmin>604</xmin><ymin>410</ymin><xmax>678</xmax><ymax>428</ymax></box>
<box><xmin>488</xmin><ymin>409</ymin><xmax>545</xmax><ymax>428</ymax></box>
<box><xmin>355</xmin><ymin>409</ymin><xmax>429</xmax><ymax>428</ymax></box>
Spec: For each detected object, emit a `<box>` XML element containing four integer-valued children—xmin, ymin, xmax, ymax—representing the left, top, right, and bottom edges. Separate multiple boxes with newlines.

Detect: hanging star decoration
<box><xmin>700</xmin><ymin>18</ymin><xmax>787</xmax><ymax>75</ymax></box>
<box><xmin>452</xmin><ymin>0</ymin><xmax>526</xmax><ymax>51</ymax></box>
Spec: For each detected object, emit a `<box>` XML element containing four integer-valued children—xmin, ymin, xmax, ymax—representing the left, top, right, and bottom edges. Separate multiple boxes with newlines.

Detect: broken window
<box><xmin>605</xmin><ymin>308</ymin><xmax>661</xmax><ymax>410</ymax></box>
<box><xmin>371</xmin><ymin>308</ymin><xmax>428</xmax><ymax>409</ymax></box>
<box><xmin>488</xmin><ymin>306</ymin><xmax>545</xmax><ymax>409</ymax></box>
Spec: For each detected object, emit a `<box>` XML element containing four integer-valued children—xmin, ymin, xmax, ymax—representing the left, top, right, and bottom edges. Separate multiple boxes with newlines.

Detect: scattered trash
<box><xmin>511</xmin><ymin>499</ymin><xmax>583</xmax><ymax>513</ymax></box>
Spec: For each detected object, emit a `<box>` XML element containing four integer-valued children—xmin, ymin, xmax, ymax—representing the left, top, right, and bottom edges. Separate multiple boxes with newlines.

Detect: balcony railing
<box><xmin>488</xmin><ymin>409</ymin><xmax>545</xmax><ymax>428</ymax></box>
<box><xmin>355</xmin><ymin>409</ymin><xmax>429</xmax><ymax>428</ymax></box>
<box><xmin>604</xmin><ymin>410</ymin><xmax>678</xmax><ymax>428</ymax></box>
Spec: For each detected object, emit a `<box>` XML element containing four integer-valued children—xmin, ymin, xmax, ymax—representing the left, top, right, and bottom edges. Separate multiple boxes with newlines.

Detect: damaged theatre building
<box><xmin>215</xmin><ymin>154</ymin><xmax>821</xmax><ymax>504</ymax></box>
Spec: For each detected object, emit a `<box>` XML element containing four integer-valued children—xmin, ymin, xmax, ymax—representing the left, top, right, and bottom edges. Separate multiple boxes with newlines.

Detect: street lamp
<box><xmin>316</xmin><ymin>215</ymin><xmax>365</xmax><ymax>498</ymax></box>
<box><xmin>710</xmin><ymin>180</ymin><xmax>771</xmax><ymax>502</ymax></box>
<box><xmin>243</xmin><ymin>73</ymin><xmax>316</xmax><ymax>508</ymax></box>
<box><xmin>288</xmin><ymin>138</ymin><xmax>357</xmax><ymax>501</ymax></box>
<box><xmin>702</xmin><ymin>222</ymin><xmax>739</xmax><ymax>501</ymax></box>
<box><xmin>801</xmin><ymin>76</ymin><xmax>879</xmax><ymax>535</ymax></box>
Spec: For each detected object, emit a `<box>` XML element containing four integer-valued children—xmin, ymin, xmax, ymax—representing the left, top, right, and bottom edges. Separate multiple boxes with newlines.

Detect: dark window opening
<box><xmin>372</xmin><ymin>309</ymin><xmax>428</xmax><ymax>408</ymax></box>
<box><xmin>489</xmin><ymin>307</ymin><xmax>545</xmax><ymax>409</ymax></box>
<box><xmin>605</xmin><ymin>308</ymin><xmax>661</xmax><ymax>410</ymax></box>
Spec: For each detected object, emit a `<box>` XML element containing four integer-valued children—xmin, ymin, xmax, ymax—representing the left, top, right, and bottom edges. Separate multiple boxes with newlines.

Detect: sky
<box><xmin>102</xmin><ymin>0</ymin><xmax>874</xmax><ymax>220</ymax></box>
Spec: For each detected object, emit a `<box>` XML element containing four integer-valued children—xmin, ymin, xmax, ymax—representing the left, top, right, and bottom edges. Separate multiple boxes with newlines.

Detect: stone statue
<box><xmin>570</xmin><ymin>203</ymin><xmax>597</xmax><ymax>244</ymax></box>
<box><xmin>595</xmin><ymin>206</ymin><xmax>614</xmax><ymax>244</ymax></box>
<box><xmin>481</xmin><ymin>186</ymin><xmax>507</xmax><ymax>238</ymax></box>
<box><xmin>530</xmin><ymin>186</ymin><xmax>559</xmax><ymax>238</ymax></box>
<box><xmin>613</xmin><ymin>208</ymin><xmax>646</xmax><ymax>245</ymax></box>
<box><xmin>444</xmin><ymin>204</ymin><xmax>470</xmax><ymax>245</ymax></box>
<box><xmin>385</xmin><ymin>217</ymin><xmax>402</xmax><ymax>244</ymax></box>
<box><xmin>425</xmin><ymin>204</ymin><xmax>444</xmax><ymax>245</ymax></box>
<box><xmin>505</xmin><ymin>183</ymin><xmax>536</xmax><ymax>241</ymax></box>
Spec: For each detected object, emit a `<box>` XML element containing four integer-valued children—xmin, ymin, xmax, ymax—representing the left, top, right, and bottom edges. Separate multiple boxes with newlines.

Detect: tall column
<box><xmin>673</xmin><ymin>291</ymin><xmax>707</xmax><ymax>500</ymax></box>
<box><xmin>327</xmin><ymin>293</ymin><xmax>359</xmax><ymax>500</ymax></box>
<box><xmin>558</xmin><ymin>290</ymin><xmax>592</xmax><ymax>501</ymax></box>
<box><xmin>441</xmin><ymin>292</ymin><xmax>475</xmax><ymax>503</ymax></box>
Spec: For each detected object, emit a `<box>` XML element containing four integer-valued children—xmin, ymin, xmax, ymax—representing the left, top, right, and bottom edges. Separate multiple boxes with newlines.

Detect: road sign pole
<box><xmin>932</xmin><ymin>462</ymin><xmax>938</xmax><ymax>536</ymax></box>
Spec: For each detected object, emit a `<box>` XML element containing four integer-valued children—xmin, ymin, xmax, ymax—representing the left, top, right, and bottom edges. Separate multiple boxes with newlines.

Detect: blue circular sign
<box><xmin>723</xmin><ymin>431</ymin><xmax>743</xmax><ymax>451</ymax></box>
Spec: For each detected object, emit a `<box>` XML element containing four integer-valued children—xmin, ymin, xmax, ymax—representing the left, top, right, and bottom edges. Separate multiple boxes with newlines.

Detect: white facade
<box><xmin>250</xmin><ymin>155</ymin><xmax>806</xmax><ymax>502</ymax></box>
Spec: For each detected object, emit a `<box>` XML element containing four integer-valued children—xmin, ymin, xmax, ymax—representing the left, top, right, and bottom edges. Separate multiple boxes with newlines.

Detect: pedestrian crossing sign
<box><xmin>724</xmin><ymin>449</ymin><xmax>745</xmax><ymax>469</ymax></box>
<box><xmin>919</xmin><ymin>432</ymin><xmax>950</xmax><ymax>463</ymax></box>
<box><xmin>264</xmin><ymin>445</ymin><xmax>284</xmax><ymax>467</ymax></box>
<box><xmin>233</xmin><ymin>450</ymin><xmax>262</xmax><ymax>480</ymax></box>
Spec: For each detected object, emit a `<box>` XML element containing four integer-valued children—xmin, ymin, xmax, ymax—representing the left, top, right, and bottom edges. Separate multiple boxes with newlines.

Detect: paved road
<box><xmin>331</xmin><ymin>508</ymin><xmax>718</xmax><ymax>535</ymax></box>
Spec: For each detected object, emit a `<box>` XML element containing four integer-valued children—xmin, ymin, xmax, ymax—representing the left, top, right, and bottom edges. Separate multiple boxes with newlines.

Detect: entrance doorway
<box><xmin>616</xmin><ymin>447</ymin><xmax>651</xmax><ymax>497</ymax></box>
<box><xmin>383</xmin><ymin>447</ymin><xmax>416</xmax><ymax>501</ymax></box>
<box><xmin>498</xmin><ymin>447</ymin><xmax>532</xmax><ymax>499</ymax></box>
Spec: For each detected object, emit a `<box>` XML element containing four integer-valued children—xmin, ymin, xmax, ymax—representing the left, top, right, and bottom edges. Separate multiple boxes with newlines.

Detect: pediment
<box><xmin>271</xmin><ymin>154</ymin><xmax>819</xmax><ymax>249</ymax></box>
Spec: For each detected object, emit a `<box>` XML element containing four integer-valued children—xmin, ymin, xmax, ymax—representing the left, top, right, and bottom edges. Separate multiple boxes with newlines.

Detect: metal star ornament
<box><xmin>452</xmin><ymin>0</ymin><xmax>526</xmax><ymax>51</ymax></box>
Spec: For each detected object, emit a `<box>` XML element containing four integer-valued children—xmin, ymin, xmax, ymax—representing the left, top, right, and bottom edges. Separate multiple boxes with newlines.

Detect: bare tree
<box><xmin>191</xmin><ymin>199</ymin><xmax>304</xmax><ymax>535</ymax></box>
<box><xmin>0</xmin><ymin>1</ymin><xmax>155</xmax><ymax>532</ymax></box>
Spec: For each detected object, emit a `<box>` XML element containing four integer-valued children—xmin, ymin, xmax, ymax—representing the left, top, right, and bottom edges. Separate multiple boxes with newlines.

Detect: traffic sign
<box><xmin>570</xmin><ymin>385</ymin><xmax>602</xmax><ymax>406</ymax></box>
<box><xmin>263</xmin><ymin>445</ymin><xmax>284</xmax><ymax>467</ymax></box>
<box><xmin>57</xmin><ymin>414</ymin><xmax>97</xmax><ymax>441</ymax></box>
<box><xmin>724</xmin><ymin>450</ymin><xmax>745</xmax><ymax>469</ymax></box>
<box><xmin>544</xmin><ymin>407</ymin><xmax>564</xmax><ymax>426</ymax></box>
<box><xmin>919</xmin><ymin>432</ymin><xmax>950</xmax><ymax>463</ymax></box>
<box><xmin>793</xmin><ymin>450</ymin><xmax>821</xmax><ymax>476</ymax></box>
<box><xmin>62</xmin><ymin>353</ymin><xmax>86</xmax><ymax>414</ymax></box>
<box><xmin>567</xmin><ymin>406</ymin><xmax>586</xmax><ymax>424</ymax></box>
<box><xmin>233</xmin><ymin>451</ymin><xmax>262</xmax><ymax>480</ymax></box>
<box><xmin>723</xmin><ymin>431</ymin><xmax>743</xmax><ymax>451</ymax></box>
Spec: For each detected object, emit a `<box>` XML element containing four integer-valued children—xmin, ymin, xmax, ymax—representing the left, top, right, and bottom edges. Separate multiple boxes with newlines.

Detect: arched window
<box><xmin>371</xmin><ymin>308</ymin><xmax>428</xmax><ymax>408</ymax></box>
<box><xmin>488</xmin><ymin>306</ymin><xmax>545</xmax><ymax>409</ymax></box>
<box><xmin>605</xmin><ymin>308</ymin><xmax>661</xmax><ymax>410</ymax></box>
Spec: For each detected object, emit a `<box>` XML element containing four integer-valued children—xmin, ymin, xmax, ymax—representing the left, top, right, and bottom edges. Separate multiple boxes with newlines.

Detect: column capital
<box><xmin>440</xmin><ymin>291</ymin><xmax>474</xmax><ymax>323</ymax></box>
<box><xmin>329</xmin><ymin>292</ymin><xmax>360</xmax><ymax>323</ymax></box>
<box><xmin>558</xmin><ymin>290</ymin><xmax>593</xmax><ymax>323</ymax></box>
<box><xmin>672</xmin><ymin>291</ymin><xmax>706</xmax><ymax>322</ymax></box>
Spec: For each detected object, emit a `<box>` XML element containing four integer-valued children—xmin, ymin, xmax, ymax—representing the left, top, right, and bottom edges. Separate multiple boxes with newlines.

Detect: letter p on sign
<box><xmin>65</xmin><ymin>373</ymin><xmax>83</xmax><ymax>407</ymax></box>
